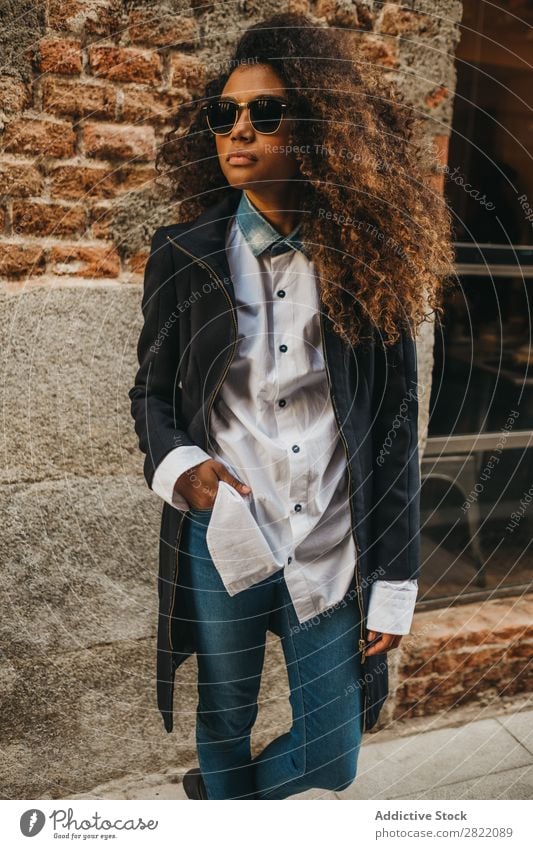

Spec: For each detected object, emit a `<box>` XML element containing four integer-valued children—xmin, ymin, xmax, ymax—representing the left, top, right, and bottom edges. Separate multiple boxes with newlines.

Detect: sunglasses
<box><xmin>202</xmin><ymin>97</ymin><xmax>289</xmax><ymax>135</ymax></box>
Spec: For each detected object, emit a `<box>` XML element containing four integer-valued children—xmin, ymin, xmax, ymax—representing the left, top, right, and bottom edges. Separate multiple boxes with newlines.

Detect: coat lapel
<box><xmin>169</xmin><ymin>190</ymin><xmax>242</xmax><ymax>292</ymax></box>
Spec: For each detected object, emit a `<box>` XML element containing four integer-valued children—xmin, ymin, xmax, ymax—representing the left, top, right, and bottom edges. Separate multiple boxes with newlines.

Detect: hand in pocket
<box><xmin>174</xmin><ymin>459</ymin><xmax>251</xmax><ymax>510</ymax></box>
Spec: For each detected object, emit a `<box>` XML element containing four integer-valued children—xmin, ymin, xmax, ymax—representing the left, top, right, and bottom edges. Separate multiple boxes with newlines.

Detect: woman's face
<box><xmin>214</xmin><ymin>64</ymin><xmax>300</xmax><ymax>193</ymax></box>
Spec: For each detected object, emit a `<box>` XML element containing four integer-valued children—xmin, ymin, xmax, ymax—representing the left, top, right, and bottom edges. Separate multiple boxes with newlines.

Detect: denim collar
<box><xmin>235</xmin><ymin>190</ymin><xmax>306</xmax><ymax>257</ymax></box>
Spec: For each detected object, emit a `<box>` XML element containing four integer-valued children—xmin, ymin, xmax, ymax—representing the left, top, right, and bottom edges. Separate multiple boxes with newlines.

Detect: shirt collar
<box><xmin>235</xmin><ymin>190</ymin><xmax>306</xmax><ymax>257</ymax></box>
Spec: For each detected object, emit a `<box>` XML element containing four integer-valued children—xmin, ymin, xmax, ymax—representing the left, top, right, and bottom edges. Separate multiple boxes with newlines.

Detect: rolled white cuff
<box><xmin>151</xmin><ymin>445</ymin><xmax>212</xmax><ymax>511</ymax></box>
<box><xmin>366</xmin><ymin>579</ymin><xmax>418</xmax><ymax>635</ymax></box>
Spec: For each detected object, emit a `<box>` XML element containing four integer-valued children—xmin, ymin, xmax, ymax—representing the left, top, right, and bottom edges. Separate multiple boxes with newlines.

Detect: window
<box><xmin>420</xmin><ymin>0</ymin><xmax>533</xmax><ymax>608</ymax></box>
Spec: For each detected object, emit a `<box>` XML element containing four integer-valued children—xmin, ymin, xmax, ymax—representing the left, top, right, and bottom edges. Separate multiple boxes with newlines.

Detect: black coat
<box><xmin>128</xmin><ymin>189</ymin><xmax>421</xmax><ymax>735</ymax></box>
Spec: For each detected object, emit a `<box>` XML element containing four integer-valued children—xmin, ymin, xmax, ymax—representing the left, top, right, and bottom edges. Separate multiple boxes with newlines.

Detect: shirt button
<box><xmin>278</xmin><ymin>399</ymin><xmax>286</xmax><ymax>407</ymax></box>
<box><xmin>292</xmin><ymin>444</ymin><xmax>300</xmax><ymax>453</ymax></box>
<box><xmin>277</xmin><ymin>289</ymin><xmax>286</xmax><ymax>298</ymax></box>
<box><xmin>279</xmin><ymin>344</ymin><xmax>288</xmax><ymax>353</ymax></box>
<box><xmin>294</xmin><ymin>503</ymin><xmax>302</xmax><ymax>512</ymax></box>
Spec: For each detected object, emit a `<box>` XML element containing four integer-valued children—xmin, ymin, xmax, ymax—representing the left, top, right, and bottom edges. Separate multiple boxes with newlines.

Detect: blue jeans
<box><xmin>178</xmin><ymin>507</ymin><xmax>365</xmax><ymax>800</ymax></box>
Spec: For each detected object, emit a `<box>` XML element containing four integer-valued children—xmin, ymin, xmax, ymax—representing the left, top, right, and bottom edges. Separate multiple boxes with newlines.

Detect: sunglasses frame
<box><xmin>202</xmin><ymin>96</ymin><xmax>290</xmax><ymax>136</ymax></box>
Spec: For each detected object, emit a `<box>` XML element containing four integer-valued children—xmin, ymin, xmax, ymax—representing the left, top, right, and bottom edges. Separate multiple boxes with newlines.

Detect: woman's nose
<box><xmin>231</xmin><ymin>106</ymin><xmax>254</xmax><ymax>138</ymax></box>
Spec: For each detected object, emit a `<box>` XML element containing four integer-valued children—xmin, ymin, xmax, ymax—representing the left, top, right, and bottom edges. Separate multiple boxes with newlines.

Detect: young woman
<box><xmin>129</xmin><ymin>13</ymin><xmax>454</xmax><ymax>800</ymax></box>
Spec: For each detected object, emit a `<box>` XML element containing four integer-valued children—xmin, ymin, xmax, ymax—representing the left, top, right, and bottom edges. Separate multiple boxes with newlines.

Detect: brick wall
<box><xmin>391</xmin><ymin>596</ymin><xmax>533</xmax><ymax>721</ymax></box>
<box><xmin>0</xmin><ymin>0</ymin><xmax>207</xmax><ymax>283</ymax></box>
<box><xmin>0</xmin><ymin>0</ymin><xmax>459</xmax><ymax>287</ymax></box>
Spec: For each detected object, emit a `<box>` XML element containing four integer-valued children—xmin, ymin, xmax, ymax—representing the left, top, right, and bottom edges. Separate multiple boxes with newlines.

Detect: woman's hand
<box><xmin>364</xmin><ymin>629</ymin><xmax>403</xmax><ymax>657</ymax></box>
<box><xmin>174</xmin><ymin>459</ymin><xmax>251</xmax><ymax>510</ymax></box>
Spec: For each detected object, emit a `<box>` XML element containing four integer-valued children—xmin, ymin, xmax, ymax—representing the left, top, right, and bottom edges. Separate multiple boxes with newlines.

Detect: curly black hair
<box><xmin>157</xmin><ymin>12</ymin><xmax>456</xmax><ymax>347</ymax></box>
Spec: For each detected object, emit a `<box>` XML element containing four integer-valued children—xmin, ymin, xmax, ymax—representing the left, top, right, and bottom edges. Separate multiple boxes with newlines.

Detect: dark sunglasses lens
<box><xmin>207</xmin><ymin>101</ymin><xmax>238</xmax><ymax>134</ymax></box>
<box><xmin>250</xmin><ymin>99</ymin><xmax>284</xmax><ymax>133</ymax></box>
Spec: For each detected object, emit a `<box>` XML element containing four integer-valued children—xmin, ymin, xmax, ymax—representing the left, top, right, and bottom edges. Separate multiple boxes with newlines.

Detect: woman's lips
<box><xmin>227</xmin><ymin>152</ymin><xmax>258</xmax><ymax>165</ymax></box>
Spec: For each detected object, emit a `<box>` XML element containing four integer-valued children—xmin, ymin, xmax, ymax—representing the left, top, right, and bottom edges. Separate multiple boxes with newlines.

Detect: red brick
<box><xmin>48</xmin><ymin>0</ymin><xmax>84</xmax><ymax>31</ymax></box>
<box><xmin>433</xmin><ymin>134</ymin><xmax>449</xmax><ymax>169</ymax></box>
<box><xmin>399</xmin><ymin>676</ymin><xmax>438</xmax><ymax>703</ymax></box>
<box><xmin>426</xmin><ymin>85</ymin><xmax>449</xmax><ymax>109</ymax></box>
<box><xmin>83</xmin><ymin>122</ymin><xmax>155</xmax><ymax>162</ymax></box>
<box><xmin>49</xmin><ymin>164</ymin><xmax>155</xmax><ymax>200</ymax></box>
<box><xmin>394</xmin><ymin>687</ymin><xmax>459</xmax><ymax>719</ymax></box>
<box><xmin>85</xmin><ymin>2</ymin><xmax>123</xmax><ymax>39</ymax></box>
<box><xmin>509</xmin><ymin>640</ymin><xmax>533</xmax><ymax>659</ymax></box>
<box><xmin>287</xmin><ymin>0</ymin><xmax>311</xmax><ymax>15</ymax></box>
<box><xmin>124</xmin><ymin>250</ymin><xmax>149</xmax><ymax>275</ymax></box>
<box><xmin>314</xmin><ymin>0</ymin><xmax>360</xmax><ymax>27</ymax></box>
<box><xmin>0</xmin><ymin>76</ymin><xmax>32</xmax><ymax>113</ymax></box>
<box><xmin>48</xmin><ymin>0</ymin><xmax>122</xmax><ymax>37</ymax></box>
<box><xmin>461</xmin><ymin>665</ymin><xmax>504</xmax><ymax>691</ymax></box>
<box><xmin>464</xmin><ymin>647</ymin><xmax>504</xmax><ymax>669</ymax></box>
<box><xmin>37</xmin><ymin>38</ymin><xmax>82</xmax><ymax>75</ymax></box>
<box><xmin>0</xmin><ymin>243</ymin><xmax>46</xmax><ymax>278</ymax></box>
<box><xmin>392</xmin><ymin>596</ymin><xmax>533</xmax><ymax>719</ymax></box>
<box><xmin>0</xmin><ymin>161</ymin><xmax>44</xmax><ymax>197</ymax></box>
<box><xmin>12</xmin><ymin>201</ymin><xmax>86</xmax><ymax>237</ymax></box>
<box><xmin>89</xmin><ymin>46</ymin><xmax>162</xmax><ymax>85</ymax></box>
<box><xmin>120</xmin><ymin>87</ymin><xmax>184</xmax><ymax>125</ymax></box>
<box><xmin>354</xmin><ymin>36</ymin><xmax>399</xmax><ymax>69</ymax></box>
<box><xmin>169</xmin><ymin>54</ymin><xmax>206</xmax><ymax>94</ymax></box>
<box><xmin>127</xmin><ymin>10</ymin><xmax>198</xmax><ymax>49</ymax></box>
<box><xmin>2</xmin><ymin>119</ymin><xmax>76</xmax><ymax>159</ymax></box>
<box><xmin>355</xmin><ymin>2</ymin><xmax>374</xmax><ymax>29</ymax></box>
<box><xmin>88</xmin><ymin>204</ymin><xmax>114</xmax><ymax>239</ymax></box>
<box><xmin>41</xmin><ymin>78</ymin><xmax>116</xmax><ymax>120</ymax></box>
<box><xmin>412</xmin><ymin>626</ymin><xmax>520</xmax><ymax>654</ymax></box>
<box><xmin>378</xmin><ymin>4</ymin><xmax>435</xmax><ymax>36</ymax></box>
<box><xmin>508</xmin><ymin>657</ymin><xmax>533</xmax><ymax>685</ymax></box>
<box><xmin>48</xmin><ymin>244</ymin><xmax>120</xmax><ymax>277</ymax></box>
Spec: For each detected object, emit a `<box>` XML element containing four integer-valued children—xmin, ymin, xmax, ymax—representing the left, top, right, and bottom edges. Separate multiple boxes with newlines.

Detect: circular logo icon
<box><xmin>20</xmin><ymin>809</ymin><xmax>46</xmax><ymax>837</ymax></box>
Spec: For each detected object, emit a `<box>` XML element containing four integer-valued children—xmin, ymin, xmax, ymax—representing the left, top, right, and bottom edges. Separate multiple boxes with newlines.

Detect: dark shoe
<box><xmin>183</xmin><ymin>767</ymin><xmax>208</xmax><ymax>799</ymax></box>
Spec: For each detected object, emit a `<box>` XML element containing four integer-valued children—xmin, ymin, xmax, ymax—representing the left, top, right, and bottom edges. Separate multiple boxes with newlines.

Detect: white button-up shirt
<box><xmin>151</xmin><ymin>190</ymin><xmax>417</xmax><ymax>633</ymax></box>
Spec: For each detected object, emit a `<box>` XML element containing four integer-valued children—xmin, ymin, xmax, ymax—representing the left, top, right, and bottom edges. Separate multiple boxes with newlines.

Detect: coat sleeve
<box><xmin>128</xmin><ymin>227</ymin><xmax>197</xmax><ymax>490</ymax></box>
<box><xmin>370</xmin><ymin>326</ymin><xmax>422</xmax><ymax>582</ymax></box>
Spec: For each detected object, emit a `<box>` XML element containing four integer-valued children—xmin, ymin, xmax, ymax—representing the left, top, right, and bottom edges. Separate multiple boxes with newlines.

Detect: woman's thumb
<box><xmin>219</xmin><ymin>468</ymin><xmax>251</xmax><ymax>494</ymax></box>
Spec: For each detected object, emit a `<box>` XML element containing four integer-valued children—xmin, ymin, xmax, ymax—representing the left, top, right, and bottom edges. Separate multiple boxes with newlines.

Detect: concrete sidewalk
<box><xmin>75</xmin><ymin>696</ymin><xmax>533</xmax><ymax>801</ymax></box>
